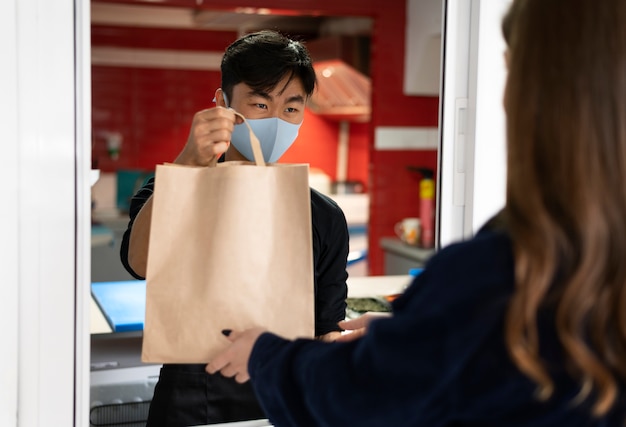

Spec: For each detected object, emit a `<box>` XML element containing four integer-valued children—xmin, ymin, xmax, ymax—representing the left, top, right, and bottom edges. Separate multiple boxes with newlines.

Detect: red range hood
<box><xmin>308</xmin><ymin>59</ymin><xmax>371</xmax><ymax>123</ymax></box>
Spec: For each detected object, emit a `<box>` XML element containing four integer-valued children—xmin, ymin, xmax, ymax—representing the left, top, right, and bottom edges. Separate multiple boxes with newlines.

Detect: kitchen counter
<box><xmin>88</xmin><ymin>275</ymin><xmax>414</xmax><ymax>426</ymax></box>
<box><xmin>380</xmin><ymin>237</ymin><xmax>436</xmax><ymax>275</ymax></box>
<box><xmin>90</xmin><ymin>275</ymin><xmax>413</xmax><ymax>335</ymax></box>
<box><xmin>347</xmin><ymin>274</ymin><xmax>412</xmax><ymax>298</ymax></box>
<box><xmin>91</xmin><ymin>297</ymin><xmax>113</xmax><ymax>334</ymax></box>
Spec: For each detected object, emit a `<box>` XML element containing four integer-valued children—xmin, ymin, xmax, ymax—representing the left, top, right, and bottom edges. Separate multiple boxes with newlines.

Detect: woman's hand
<box><xmin>335</xmin><ymin>312</ymin><xmax>391</xmax><ymax>342</ymax></box>
<box><xmin>206</xmin><ymin>327</ymin><xmax>266</xmax><ymax>383</ymax></box>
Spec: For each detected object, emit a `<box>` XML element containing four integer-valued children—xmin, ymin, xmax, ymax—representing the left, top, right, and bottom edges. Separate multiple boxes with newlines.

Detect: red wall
<box><xmin>91</xmin><ymin>64</ymin><xmax>371</xmax><ymax>187</ymax></box>
<box><xmin>368</xmin><ymin>5</ymin><xmax>439</xmax><ymax>274</ymax></box>
<box><xmin>92</xmin><ymin>65</ymin><xmax>220</xmax><ymax>170</ymax></box>
<box><xmin>92</xmin><ymin>0</ymin><xmax>440</xmax><ymax>275</ymax></box>
<box><xmin>280</xmin><ymin>113</ymin><xmax>370</xmax><ymax>189</ymax></box>
<box><xmin>91</xmin><ymin>25</ymin><xmax>370</xmax><ymax>187</ymax></box>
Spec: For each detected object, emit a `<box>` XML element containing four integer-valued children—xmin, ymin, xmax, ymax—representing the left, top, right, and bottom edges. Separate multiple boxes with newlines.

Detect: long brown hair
<box><xmin>503</xmin><ymin>0</ymin><xmax>626</xmax><ymax>416</ymax></box>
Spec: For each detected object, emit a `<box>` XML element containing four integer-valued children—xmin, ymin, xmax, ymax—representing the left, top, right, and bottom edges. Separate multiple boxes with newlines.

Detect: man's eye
<box><xmin>285</xmin><ymin>107</ymin><xmax>298</xmax><ymax>113</ymax></box>
<box><xmin>255</xmin><ymin>103</ymin><xmax>268</xmax><ymax>110</ymax></box>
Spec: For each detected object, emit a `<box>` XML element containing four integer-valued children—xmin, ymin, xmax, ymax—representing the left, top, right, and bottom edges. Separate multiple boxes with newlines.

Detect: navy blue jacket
<box><xmin>249</xmin><ymin>225</ymin><xmax>626</xmax><ymax>426</ymax></box>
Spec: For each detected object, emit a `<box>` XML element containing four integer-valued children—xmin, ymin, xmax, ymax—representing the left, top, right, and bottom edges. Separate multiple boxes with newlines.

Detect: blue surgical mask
<box><xmin>231</xmin><ymin>118</ymin><xmax>301</xmax><ymax>163</ymax></box>
<box><xmin>222</xmin><ymin>92</ymin><xmax>301</xmax><ymax>163</ymax></box>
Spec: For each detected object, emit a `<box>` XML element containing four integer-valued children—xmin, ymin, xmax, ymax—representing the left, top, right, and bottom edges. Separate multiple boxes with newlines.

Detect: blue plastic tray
<box><xmin>91</xmin><ymin>280</ymin><xmax>146</xmax><ymax>332</ymax></box>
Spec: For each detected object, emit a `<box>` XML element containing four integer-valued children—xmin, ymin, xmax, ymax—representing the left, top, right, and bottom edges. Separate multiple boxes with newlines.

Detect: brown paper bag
<box><xmin>142</xmin><ymin>116</ymin><xmax>314</xmax><ymax>363</ymax></box>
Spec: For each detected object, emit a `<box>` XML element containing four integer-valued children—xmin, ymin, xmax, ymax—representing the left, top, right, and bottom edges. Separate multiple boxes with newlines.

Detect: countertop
<box><xmin>346</xmin><ymin>274</ymin><xmax>412</xmax><ymax>298</ymax></box>
<box><xmin>190</xmin><ymin>276</ymin><xmax>415</xmax><ymax>427</ymax></box>
<box><xmin>380</xmin><ymin>237</ymin><xmax>436</xmax><ymax>262</ymax></box>
<box><xmin>91</xmin><ymin>297</ymin><xmax>113</xmax><ymax>334</ymax></box>
<box><xmin>90</xmin><ymin>275</ymin><xmax>413</xmax><ymax>335</ymax></box>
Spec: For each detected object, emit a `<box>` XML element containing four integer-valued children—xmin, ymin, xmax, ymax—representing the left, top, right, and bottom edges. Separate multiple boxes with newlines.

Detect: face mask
<box><xmin>230</xmin><ymin>118</ymin><xmax>301</xmax><ymax>163</ymax></box>
<box><xmin>222</xmin><ymin>92</ymin><xmax>301</xmax><ymax>163</ymax></box>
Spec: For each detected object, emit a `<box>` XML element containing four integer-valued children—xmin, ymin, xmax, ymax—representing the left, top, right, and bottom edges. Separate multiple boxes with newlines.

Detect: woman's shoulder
<box><xmin>432</xmin><ymin>216</ymin><xmax>513</xmax><ymax>274</ymax></box>
<box><xmin>396</xmin><ymin>220</ymin><xmax>515</xmax><ymax>313</ymax></box>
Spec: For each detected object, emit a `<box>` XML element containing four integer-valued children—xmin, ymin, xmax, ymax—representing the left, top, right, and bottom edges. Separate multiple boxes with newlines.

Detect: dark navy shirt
<box><xmin>249</xmin><ymin>226</ymin><xmax>626</xmax><ymax>427</ymax></box>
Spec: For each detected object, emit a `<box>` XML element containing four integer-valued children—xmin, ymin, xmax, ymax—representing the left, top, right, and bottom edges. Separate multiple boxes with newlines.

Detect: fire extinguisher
<box><xmin>408</xmin><ymin>166</ymin><xmax>435</xmax><ymax>248</ymax></box>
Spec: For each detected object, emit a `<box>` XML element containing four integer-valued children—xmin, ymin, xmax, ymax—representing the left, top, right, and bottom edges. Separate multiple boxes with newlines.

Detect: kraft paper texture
<box><xmin>142</xmin><ymin>158</ymin><xmax>314</xmax><ymax>363</ymax></box>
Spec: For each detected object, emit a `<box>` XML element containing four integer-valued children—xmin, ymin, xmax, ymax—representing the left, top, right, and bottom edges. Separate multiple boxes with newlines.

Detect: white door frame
<box><xmin>437</xmin><ymin>0</ymin><xmax>510</xmax><ymax>248</ymax></box>
<box><xmin>0</xmin><ymin>0</ymin><xmax>91</xmax><ymax>425</ymax></box>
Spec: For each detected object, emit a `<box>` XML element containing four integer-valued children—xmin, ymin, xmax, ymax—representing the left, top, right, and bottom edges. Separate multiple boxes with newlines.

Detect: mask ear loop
<box><xmin>232</xmin><ymin>111</ymin><xmax>266</xmax><ymax>167</ymax></box>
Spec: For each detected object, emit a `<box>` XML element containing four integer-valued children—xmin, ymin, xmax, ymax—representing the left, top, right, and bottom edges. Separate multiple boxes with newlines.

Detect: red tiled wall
<box><xmin>91</xmin><ymin>25</ymin><xmax>234</xmax><ymax>170</ymax></box>
<box><xmin>91</xmin><ymin>25</ymin><xmax>236</xmax><ymax>51</ymax></box>
<box><xmin>92</xmin><ymin>65</ymin><xmax>370</xmax><ymax>187</ymax></box>
<box><xmin>92</xmin><ymin>66</ymin><xmax>221</xmax><ymax>170</ymax></box>
<box><xmin>368</xmin><ymin>7</ymin><xmax>439</xmax><ymax>274</ymax></box>
<box><xmin>280</xmin><ymin>113</ymin><xmax>370</xmax><ymax>190</ymax></box>
<box><xmin>91</xmin><ymin>25</ymin><xmax>370</xmax><ymax>188</ymax></box>
<box><xmin>369</xmin><ymin>150</ymin><xmax>438</xmax><ymax>247</ymax></box>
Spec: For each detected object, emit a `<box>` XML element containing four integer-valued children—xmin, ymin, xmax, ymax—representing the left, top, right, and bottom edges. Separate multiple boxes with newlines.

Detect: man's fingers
<box><xmin>338</xmin><ymin>316</ymin><xmax>367</xmax><ymax>331</ymax></box>
<box><xmin>334</xmin><ymin>328</ymin><xmax>365</xmax><ymax>343</ymax></box>
<box><xmin>211</xmin><ymin>141</ymin><xmax>230</xmax><ymax>155</ymax></box>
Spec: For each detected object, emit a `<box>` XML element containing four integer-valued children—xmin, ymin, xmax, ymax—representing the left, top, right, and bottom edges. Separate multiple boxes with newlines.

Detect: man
<box><xmin>120</xmin><ymin>30</ymin><xmax>349</xmax><ymax>426</ymax></box>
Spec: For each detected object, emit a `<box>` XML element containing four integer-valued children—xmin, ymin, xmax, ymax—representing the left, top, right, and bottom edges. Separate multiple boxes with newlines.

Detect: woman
<box><xmin>207</xmin><ymin>0</ymin><xmax>626</xmax><ymax>425</ymax></box>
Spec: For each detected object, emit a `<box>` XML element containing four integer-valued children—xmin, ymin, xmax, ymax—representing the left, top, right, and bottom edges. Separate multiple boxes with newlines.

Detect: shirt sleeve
<box><xmin>310</xmin><ymin>191</ymin><xmax>349</xmax><ymax>336</ymax></box>
<box><xmin>249</xmin><ymin>268</ymin><xmax>458</xmax><ymax>427</ymax></box>
<box><xmin>119</xmin><ymin>177</ymin><xmax>155</xmax><ymax>280</ymax></box>
<box><xmin>248</xmin><ymin>230</ymin><xmax>518</xmax><ymax>427</ymax></box>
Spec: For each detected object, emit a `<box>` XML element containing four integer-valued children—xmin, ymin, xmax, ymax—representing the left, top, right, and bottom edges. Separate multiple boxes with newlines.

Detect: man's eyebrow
<box><xmin>247</xmin><ymin>90</ymin><xmax>272</xmax><ymax>101</ymax></box>
<box><xmin>247</xmin><ymin>91</ymin><xmax>305</xmax><ymax>104</ymax></box>
<box><xmin>285</xmin><ymin>94</ymin><xmax>305</xmax><ymax>104</ymax></box>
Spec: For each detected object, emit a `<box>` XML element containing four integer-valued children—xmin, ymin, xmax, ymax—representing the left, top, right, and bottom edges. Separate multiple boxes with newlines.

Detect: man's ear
<box><xmin>215</xmin><ymin>88</ymin><xmax>227</xmax><ymax>107</ymax></box>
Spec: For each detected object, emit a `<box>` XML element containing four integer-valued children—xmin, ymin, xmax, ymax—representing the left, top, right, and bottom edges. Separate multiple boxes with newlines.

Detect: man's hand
<box><xmin>175</xmin><ymin>107</ymin><xmax>242</xmax><ymax>167</ymax></box>
<box><xmin>316</xmin><ymin>331</ymin><xmax>342</xmax><ymax>342</ymax></box>
<box><xmin>335</xmin><ymin>312</ymin><xmax>391</xmax><ymax>342</ymax></box>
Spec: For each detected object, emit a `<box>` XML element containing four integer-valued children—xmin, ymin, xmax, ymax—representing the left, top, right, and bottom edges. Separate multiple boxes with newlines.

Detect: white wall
<box><xmin>404</xmin><ymin>0</ymin><xmax>443</xmax><ymax>96</ymax></box>
<box><xmin>0</xmin><ymin>0</ymin><xmax>91</xmax><ymax>425</ymax></box>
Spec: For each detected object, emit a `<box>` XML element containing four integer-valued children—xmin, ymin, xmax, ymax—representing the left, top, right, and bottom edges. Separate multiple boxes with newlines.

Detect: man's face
<box><xmin>227</xmin><ymin>74</ymin><xmax>306</xmax><ymax>125</ymax></box>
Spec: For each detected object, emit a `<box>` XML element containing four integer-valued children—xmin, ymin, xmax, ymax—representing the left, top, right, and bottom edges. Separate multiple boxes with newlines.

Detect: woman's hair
<box><xmin>220</xmin><ymin>30</ymin><xmax>316</xmax><ymax>101</ymax></box>
<box><xmin>503</xmin><ymin>0</ymin><xmax>626</xmax><ymax>416</ymax></box>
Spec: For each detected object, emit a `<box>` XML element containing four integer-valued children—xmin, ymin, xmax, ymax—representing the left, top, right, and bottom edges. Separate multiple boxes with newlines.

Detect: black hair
<box><xmin>220</xmin><ymin>30</ymin><xmax>317</xmax><ymax>101</ymax></box>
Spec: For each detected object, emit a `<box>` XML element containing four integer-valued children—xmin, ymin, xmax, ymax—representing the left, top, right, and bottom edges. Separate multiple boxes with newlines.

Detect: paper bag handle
<box><xmin>233</xmin><ymin>111</ymin><xmax>266</xmax><ymax>167</ymax></box>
